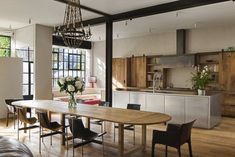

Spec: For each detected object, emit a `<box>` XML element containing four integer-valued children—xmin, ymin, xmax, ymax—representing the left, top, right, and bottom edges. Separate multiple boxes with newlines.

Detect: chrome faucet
<box><xmin>153</xmin><ymin>72</ymin><xmax>159</xmax><ymax>93</ymax></box>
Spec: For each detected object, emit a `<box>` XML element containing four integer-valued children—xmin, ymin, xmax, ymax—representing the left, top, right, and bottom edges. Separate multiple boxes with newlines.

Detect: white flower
<box><xmin>75</xmin><ymin>81</ymin><xmax>83</xmax><ymax>89</ymax></box>
<box><xmin>68</xmin><ymin>85</ymin><xmax>75</xmax><ymax>92</ymax></box>
<box><xmin>66</xmin><ymin>76</ymin><xmax>74</xmax><ymax>81</ymax></box>
<box><xmin>202</xmin><ymin>70</ymin><xmax>206</xmax><ymax>74</ymax></box>
<box><xmin>59</xmin><ymin>78</ymin><xmax>65</xmax><ymax>85</ymax></box>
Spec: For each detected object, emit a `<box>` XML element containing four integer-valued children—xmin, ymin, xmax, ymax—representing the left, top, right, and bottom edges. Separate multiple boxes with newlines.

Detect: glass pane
<box><xmin>64</xmin><ymin>70</ymin><xmax>68</xmax><ymax>76</ymax></box>
<box><xmin>53</xmin><ymin>70</ymin><xmax>58</xmax><ymax>78</ymax></box>
<box><xmin>53</xmin><ymin>53</ymin><xmax>58</xmax><ymax>61</ymax></box>
<box><xmin>30</xmin><ymin>85</ymin><xmax>34</xmax><ymax>95</ymax></box>
<box><xmin>29</xmin><ymin>51</ymin><xmax>34</xmax><ymax>61</ymax></box>
<box><xmin>30</xmin><ymin>63</ymin><xmax>34</xmax><ymax>73</ymax></box>
<box><xmin>64</xmin><ymin>61</ymin><xmax>68</xmax><ymax>70</ymax></box>
<box><xmin>23</xmin><ymin>62</ymin><xmax>28</xmax><ymax>73</ymax></box>
<box><xmin>23</xmin><ymin>85</ymin><xmax>29</xmax><ymax>95</ymax></box>
<box><xmin>31</xmin><ymin>74</ymin><xmax>34</xmax><ymax>84</ymax></box>
<box><xmin>69</xmin><ymin>71</ymin><xmax>72</xmax><ymax>76</ymax></box>
<box><xmin>59</xmin><ymin>70</ymin><xmax>63</xmax><ymax>77</ymax></box>
<box><xmin>59</xmin><ymin>53</ymin><xmax>63</xmax><ymax>61</ymax></box>
<box><xmin>59</xmin><ymin>62</ymin><xmax>63</xmax><ymax>69</ymax></box>
<box><xmin>81</xmin><ymin>63</ymin><xmax>85</xmax><ymax>70</ymax></box>
<box><xmin>64</xmin><ymin>53</ymin><xmax>68</xmax><ymax>61</ymax></box>
<box><xmin>23</xmin><ymin>74</ymin><xmax>29</xmax><ymax>84</ymax></box>
<box><xmin>0</xmin><ymin>36</ymin><xmax>10</xmax><ymax>48</ymax></box>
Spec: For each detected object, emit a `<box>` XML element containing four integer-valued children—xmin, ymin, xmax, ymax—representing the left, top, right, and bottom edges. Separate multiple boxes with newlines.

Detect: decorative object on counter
<box><xmin>88</xmin><ymin>76</ymin><xmax>97</xmax><ymax>88</ymax></box>
<box><xmin>58</xmin><ymin>76</ymin><xmax>85</xmax><ymax>108</ymax></box>
<box><xmin>191</xmin><ymin>65</ymin><xmax>210</xmax><ymax>96</ymax></box>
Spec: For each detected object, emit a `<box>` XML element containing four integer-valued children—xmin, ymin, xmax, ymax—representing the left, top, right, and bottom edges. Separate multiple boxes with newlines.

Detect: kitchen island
<box><xmin>112</xmin><ymin>89</ymin><xmax>222</xmax><ymax>129</ymax></box>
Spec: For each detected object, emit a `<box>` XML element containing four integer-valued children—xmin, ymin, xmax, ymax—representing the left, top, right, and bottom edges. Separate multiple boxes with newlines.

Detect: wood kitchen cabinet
<box><xmin>130</xmin><ymin>56</ymin><xmax>147</xmax><ymax>88</ymax></box>
<box><xmin>112</xmin><ymin>58</ymin><xmax>130</xmax><ymax>88</ymax></box>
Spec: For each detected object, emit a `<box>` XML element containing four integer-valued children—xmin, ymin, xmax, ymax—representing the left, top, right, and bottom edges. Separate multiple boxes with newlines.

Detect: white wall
<box><xmin>34</xmin><ymin>24</ymin><xmax>53</xmax><ymax>100</ymax></box>
<box><xmin>93</xmin><ymin>25</ymin><xmax>235</xmax><ymax>88</ymax></box>
<box><xmin>0</xmin><ymin>58</ymin><xmax>22</xmax><ymax>119</ymax></box>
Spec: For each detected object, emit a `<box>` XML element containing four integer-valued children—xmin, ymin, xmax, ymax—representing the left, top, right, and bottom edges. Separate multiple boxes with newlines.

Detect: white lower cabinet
<box><xmin>185</xmin><ymin>97</ymin><xmax>209</xmax><ymax>128</ymax></box>
<box><xmin>165</xmin><ymin>96</ymin><xmax>185</xmax><ymax>124</ymax></box>
<box><xmin>146</xmin><ymin>94</ymin><xmax>165</xmax><ymax>113</ymax></box>
<box><xmin>113</xmin><ymin>91</ymin><xmax>221</xmax><ymax>129</ymax></box>
<box><xmin>113</xmin><ymin>91</ymin><xmax>130</xmax><ymax>109</ymax></box>
<box><xmin>129</xmin><ymin>92</ymin><xmax>146</xmax><ymax>110</ymax></box>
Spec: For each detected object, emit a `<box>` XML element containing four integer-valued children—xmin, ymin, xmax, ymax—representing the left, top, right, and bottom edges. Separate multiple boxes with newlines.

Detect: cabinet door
<box><xmin>185</xmin><ymin>97</ymin><xmax>209</xmax><ymax>128</ymax></box>
<box><xmin>129</xmin><ymin>92</ymin><xmax>146</xmax><ymax>110</ymax></box>
<box><xmin>130</xmin><ymin>56</ymin><xmax>146</xmax><ymax>88</ymax></box>
<box><xmin>112</xmin><ymin>58</ymin><xmax>128</xmax><ymax>88</ymax></box>
<box><xmin>113</xmin><ymin>91</ymin><xmax>130</xmax><ymax>109</ymax></box>
<box><xmin>165</xmin><ymin>96</ymin><xmax>185</xmax><ymax>124</ymax></box>
<box><xmin>146</xmin><ymin>94</ymin><xmax>165</xmax><ymax>113</ymax></box>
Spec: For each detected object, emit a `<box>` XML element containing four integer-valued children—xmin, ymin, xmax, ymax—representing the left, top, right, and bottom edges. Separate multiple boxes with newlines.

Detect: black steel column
<box><xmin>105</xmin><ymin>18</ymin><xmax>113</xmax><ymax>106</ymax></box>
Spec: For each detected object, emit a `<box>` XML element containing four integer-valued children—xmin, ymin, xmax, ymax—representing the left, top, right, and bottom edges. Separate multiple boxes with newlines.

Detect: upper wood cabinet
<box><xmin>112</xmin><ymin>56</ymin><xmax>147</xmax><ymax>88</ymax></box>
<box><xmin>130</xmin><ymin>56</ymin><xmax>147</xmax><ymax>88</ymax></box>
<box><xmin>112</xmin><ymin>58</ymin><xmax>129</xmax><ymax>88</ymax></box>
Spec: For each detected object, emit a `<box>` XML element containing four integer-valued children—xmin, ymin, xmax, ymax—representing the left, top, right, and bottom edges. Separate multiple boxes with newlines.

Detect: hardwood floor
<box><xmin>0</xmin><ymin>116</ymin><xmax>234</xmax><ymax>157</ymax></box>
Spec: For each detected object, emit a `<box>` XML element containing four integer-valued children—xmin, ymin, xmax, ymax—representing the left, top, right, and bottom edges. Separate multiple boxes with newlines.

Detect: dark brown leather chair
<box><xmin>152</xmin><ymin>120</ymin><xmax>196</xmax><ymax>157</ymax></box>
<box><xmin>114</xmin><ymin>103</ymin><xmax>141</xmax><ymax>145</ymax></box>
<box><xmin>68</xmin><ymin>117</ymin><xmax>106</xmax><ymax>157</ymax></box>
<box><xmin>38</xmin><ymin>111</ymin><xmax>63</xmax><ymax>154</ymax></box>
<box><xmin>0</xmin><ymin>136</ymin><xmax>33</xmax><ymax>157</ymax></box>
<box><xmin>90</xmin><ymin>101</ymin><xmax>110</xmax><ymax>132</ymax></box>
<box><xmin>17</xmin><ymin>107</ymin><xmax>38</xmax><ymax>140</ymax></box>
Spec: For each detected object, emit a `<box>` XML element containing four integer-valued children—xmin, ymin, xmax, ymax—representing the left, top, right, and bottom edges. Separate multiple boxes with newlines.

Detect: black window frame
<box><xmin>52</xmin><ymin>47</ymin><xmax>86</xmax><ymax>88</ymax></box>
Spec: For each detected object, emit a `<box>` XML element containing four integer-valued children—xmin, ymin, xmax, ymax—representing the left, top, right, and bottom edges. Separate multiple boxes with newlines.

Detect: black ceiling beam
<box><xmin>54</xmin><ymin>0</ymin><xmax>110</xmax><ymax>16</ymax></box>
<box><xmin>81</xmin><ymin>0</ymin><xmax>230</xmax><ymax>26</ymax></box>
<box><xmin>112</xmin><ymin>0</ymin><xmax>230</xmax><ymax>22</ymax></box>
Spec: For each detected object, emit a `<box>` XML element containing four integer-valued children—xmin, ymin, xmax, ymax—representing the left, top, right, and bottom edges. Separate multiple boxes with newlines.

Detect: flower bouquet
<box><xmin>58</xmin><ymin>76</ymin><xmax>85</xmax><ymax>108</ymax></box>
<box><xmin>191</xmin><ymin>65</ymin><xmax>210</xmax><ymax>95</ymax></box>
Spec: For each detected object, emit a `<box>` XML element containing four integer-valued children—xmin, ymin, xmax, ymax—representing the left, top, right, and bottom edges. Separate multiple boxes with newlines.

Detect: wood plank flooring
<box><xmin>0</xmin><ymin>116</ymin><xmax>234</xmax><ymax>157</ymax></box>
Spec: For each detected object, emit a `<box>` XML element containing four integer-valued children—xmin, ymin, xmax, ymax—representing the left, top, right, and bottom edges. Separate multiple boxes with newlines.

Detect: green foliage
<box><xmin>0</xmin><ymin>36</ymin><xmax>11</xmax><ymax>57</ymax></box>
<box><xmin>191</xmin><ymin>66</ymin><xmax>210</xmax><ymax>90</ymax></box>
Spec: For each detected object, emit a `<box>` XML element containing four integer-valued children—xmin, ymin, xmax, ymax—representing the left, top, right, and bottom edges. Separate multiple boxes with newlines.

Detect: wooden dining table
<box><xmin>12</xmin><ymin>100</ymin><xmax>171</xmax><ymax>157</ymax></box>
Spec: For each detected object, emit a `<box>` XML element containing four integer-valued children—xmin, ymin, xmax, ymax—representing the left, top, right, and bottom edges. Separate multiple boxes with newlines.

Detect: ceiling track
<box><xmin>56</xmin><ymin>0</ymin><xmax>231</xmax><ymax>27</ymax></box>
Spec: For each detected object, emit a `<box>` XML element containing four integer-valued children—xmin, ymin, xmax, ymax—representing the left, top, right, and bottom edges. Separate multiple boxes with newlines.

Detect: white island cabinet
<box><xmin>165</xmin><ymin>96</ymin><xmax>185</xmax><ymax>124</ymax></box>
<box><xmin>113</xmin><ymin>90</ymin><xmax>222</xmax><ymax>129</ymax></box>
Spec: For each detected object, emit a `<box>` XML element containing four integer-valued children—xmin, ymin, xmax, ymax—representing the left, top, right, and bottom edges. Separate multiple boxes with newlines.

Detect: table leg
<box><xmin>118</xmin><ymin>123</ymin><xmax>124</xmax><ymax>157</ymax></box>
<box><xmin>86</xmin><ymin>117</ymin><xmax>90</xmax><ymax>129</ymax></box>
<box><xmin>61</xmin><ymin>114</ymin><xmax>65</xmax><ymax>145</ymax></box>
<box><xmin>142</xmin><ymin>125</ymin><xmax>147</xmax><ymax>151</ymax></box>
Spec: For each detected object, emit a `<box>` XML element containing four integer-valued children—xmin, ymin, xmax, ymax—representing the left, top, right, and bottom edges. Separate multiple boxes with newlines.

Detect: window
<box><xmin>52</xmin><ymin>46</ymin><xmax>87</xmax><ymax>88</ymax></box>
<box><xmin>0</xmin><ymin>35</ymin><xmax>11</xmax><ymax>57</ymax></box>
<box><xmin>15</xmin><ymin>47</ymin><xmax>34</xmax><ymax>96</ymax></box>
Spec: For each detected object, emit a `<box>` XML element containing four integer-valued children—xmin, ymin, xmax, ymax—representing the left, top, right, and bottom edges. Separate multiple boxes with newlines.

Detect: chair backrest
<box><xmin>127</xmin><ymin>104</ymin><xmax>141</xmax><ymax>110</ymax></box>
<box><xmin>99</xmin><ymin>101</ymin><xmax>110</xmax><ymax>107</ymax></box>
<box><xmin>23</xmin><ymin>95</ymin><xmax>33</xmax><ymax>100</ymax></box>
<box><xmin>69</xmin><ymin>118</ymin><xmax>86</xmax><ymax>138</ymax></box>
<box><xmin>38</xmin><ymin>112</ymin><xmax>51</xmax><ymax>129</ymax></box>
<box><xmin>179</xmin><ymin>120</ymin><xmax>196</xmax><ymax>144</ymax></box>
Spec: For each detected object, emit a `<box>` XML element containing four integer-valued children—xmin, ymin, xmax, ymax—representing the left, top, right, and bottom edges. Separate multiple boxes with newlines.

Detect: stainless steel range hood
<box><xmin>159</xmin><ymin>29</ymin><xmax>195</xmax><ymax>68</ymax></box>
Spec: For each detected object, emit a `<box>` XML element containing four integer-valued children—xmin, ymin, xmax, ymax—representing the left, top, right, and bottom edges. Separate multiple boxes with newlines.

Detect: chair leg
<box><xmin>178</xmin><ymin>147</ymin><xmax>181</xmax><ymax>157</ymax></box>
<box><xmin>165</xmin><ymin>145</ymin><xmax>168</xmax><ymax>157</ymax></box>
<box><xmin>42</xmin><ymin>128</ymin><xmax>44</xmax><ymax>143</ymax></box>
<box><xmin>133</xmin><ymin>125</ymin><xmax>135</xmax><ymax>145</ymax></box>
<box><xmin>39</xmin><ymin>126</ymin><xmax>41</xmax><ymax>154</ymax></box>
<box><xmin>72</xmin><ymin>120</ymin><xmax>75</xmax><ymax>157</ymax></box>
<box><xmin>13</xmin><ymin>113</ymin><xmax>16</xmax><ymax>129</ymax></box>
<box><xmin>51</xmin><ymin>131</ymin><xmax>53</xmax><ymax>145</ymax></box>
<box><xmin>188</xmin><ymin>140</ymin><xmax>193</xmax><ymax>157</ymax></box>
<box><xmin>29</xmin><ymin>129</ymin><xmax>31</xmax><ymax>140</ymax></box>
<box><xmin>102</xmin><ymin>135</ymin><xmax>105</xmax><ymax>157</ymax></box>
<box><xmin>17</xmin><ymin>109</ymin><xmax>20</xmax><ymax>140</ymax></box>
<box><xmin>151</xmin><ymin>142</ymin><xmax>155</xmax><ymax>157</ymax></box>
<box><xmin>81</xmin><ymin>139</ymin><xmax>84</xmax><ymax>156</ymax></box>
<box><xmin>113</xmin><ymin>124</ymin><xmax>116</xmax><ymax>143</ymax></box>
<box><xmin>6</xmin><ymin>112</ymin><xmax>9</xmax><ymax>127</ymax></box>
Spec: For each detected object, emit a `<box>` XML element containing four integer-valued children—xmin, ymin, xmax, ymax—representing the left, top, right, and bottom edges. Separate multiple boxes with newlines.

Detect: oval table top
<box><xmin>12</xmin><ymin>100</ymin><xmax>171</xmax><ymax>125</ymax></box>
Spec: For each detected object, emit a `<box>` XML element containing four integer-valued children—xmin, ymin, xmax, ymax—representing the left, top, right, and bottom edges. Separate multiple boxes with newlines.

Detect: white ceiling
<box><xmin>0</xmin><ymin>0</ymin><xmax>235</xmax><ymax>41</ymax></box>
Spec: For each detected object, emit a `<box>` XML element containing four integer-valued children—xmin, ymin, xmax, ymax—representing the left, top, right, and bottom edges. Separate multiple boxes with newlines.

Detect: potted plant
<box><xmin>58</xmin><ymin>76</ymin><xmax>85</xmax><ymax>108</ymax></box>
<box><xmin>191</xmin><ymin>65</ymin><xmax>210</xmax><ymax>95</ymax></box>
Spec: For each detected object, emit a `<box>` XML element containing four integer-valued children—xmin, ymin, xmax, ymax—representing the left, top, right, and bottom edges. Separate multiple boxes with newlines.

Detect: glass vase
<box><xmin>198</xmin><ymin>89</ymin><xmax>206</xmax><ymax>96</ymax></box>
<box><xmin>68</xmin><ymin>94</ymin><xmax>77</xmax><ymax>108</ymax></box>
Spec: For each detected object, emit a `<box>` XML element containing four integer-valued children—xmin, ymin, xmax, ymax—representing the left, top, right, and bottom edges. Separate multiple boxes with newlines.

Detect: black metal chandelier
<box><xmin>55</xmin><ymin>0</ymin><xmax>92</xmax><ymax>48</ymax></box>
